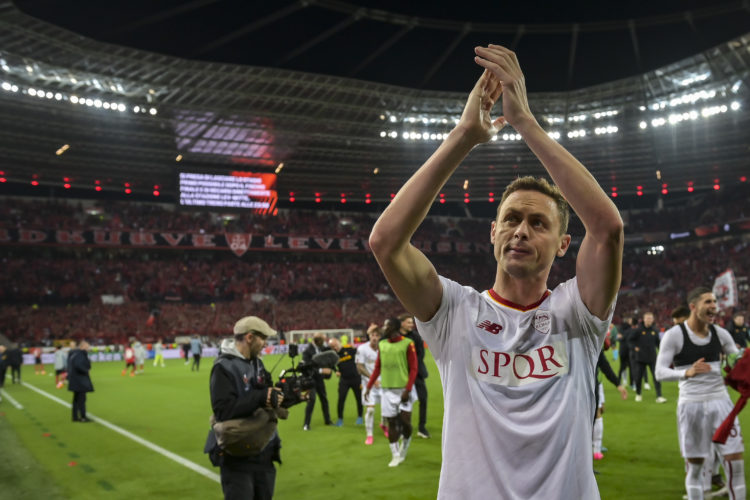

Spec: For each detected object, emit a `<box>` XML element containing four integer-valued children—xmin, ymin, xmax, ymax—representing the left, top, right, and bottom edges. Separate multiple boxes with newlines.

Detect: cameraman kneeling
<box><xmin>208</xmin><ymin>316</ymin><xmax>284</xmax><ymax>500</ymax></box>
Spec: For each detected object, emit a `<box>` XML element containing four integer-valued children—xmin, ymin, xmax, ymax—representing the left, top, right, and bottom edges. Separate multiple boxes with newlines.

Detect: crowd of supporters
<box><xmin>1</xmin><ymin>187</ymin><xmax>748</xmax><ymax>347</ymax></box>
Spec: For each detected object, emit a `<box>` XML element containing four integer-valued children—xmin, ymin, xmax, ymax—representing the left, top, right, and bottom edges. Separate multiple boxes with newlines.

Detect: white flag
<box><xmin>713</xmin><ymin>269</ymin><xmax>738</xmax><ymax>311</ymax></box>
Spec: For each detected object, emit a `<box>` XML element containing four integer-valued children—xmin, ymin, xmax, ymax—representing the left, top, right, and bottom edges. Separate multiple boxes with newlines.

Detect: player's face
<box><xmin>643</xmin><ymin>313</ymin><xmax>654</xmax><ymax>327</ymax></box>
<box><xmin>400</xmin><ymin>317</ymin><xmax>414</xmax><ymax>332</ymax></box>
<box><xmin>735</xmin><ymin>315</ymin><xmax>745</xmax><ymax>326</ymax></box>
<box><xmin>691</xmin><ymin>293</ymin><xmax>718</xmax><ymax>324</ymax></box>
<box><xmin>492</xmin><ymin>190</ymin><xmax>570</xmax><ymax>280</ymax></box>
<box><xmin>369</xmin><ymin>330</ymin><xmax>380</xmax><ymax>347</ymax></box>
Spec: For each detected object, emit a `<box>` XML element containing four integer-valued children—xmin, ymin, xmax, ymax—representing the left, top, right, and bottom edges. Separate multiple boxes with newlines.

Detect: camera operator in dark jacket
<box><xmin>208</xmin><ymin>316</ymin><xmax>283</xmax><ymax>500</ymax></box>
<box><xmin>628</xmin><ymin>312</ymin><xmax>665</xmax><ymax>403</ymax></box>
<box><xmin>302</xmin><ymin>332</ymin><xmax>334</xmax><ymax>430</ymax></box>
<box><xmin>67</xmin><ymin>340</ymin><xmax>94</xmax><ymax>422</ymax></box>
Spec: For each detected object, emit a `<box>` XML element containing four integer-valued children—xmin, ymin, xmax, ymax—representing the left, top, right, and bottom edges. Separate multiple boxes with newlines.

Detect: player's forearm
<box><xmin>369</xmin><ymin>127</ymin><xmax>476</xmax><ymax>256</ymax></box>
<box><xmin>515</xmin><ymin>118</ymin><xmax>623</xmax><ymax>239</ymax></box>
<box><xmin>654</xmin><ymin>356</ymin><xmax>687</xmax><ymax>382</ymax></box>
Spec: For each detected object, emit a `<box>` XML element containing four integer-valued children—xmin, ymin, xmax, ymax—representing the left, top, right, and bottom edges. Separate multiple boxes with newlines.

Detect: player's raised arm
<box><xmin>369</xmin><ymin>70</ymin><xmax>506</xmax><ymax>322</ymax></box>
<box><xmin>474</xmin><ymin>45</ymin><xmax>623</xmax><ymax>319</ymax></box>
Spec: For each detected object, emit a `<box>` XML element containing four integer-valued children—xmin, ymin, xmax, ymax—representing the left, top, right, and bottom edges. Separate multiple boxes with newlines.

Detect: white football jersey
<box><xmin>356</xmin><ymin>342</ymin><xmax>380</xmax><ymax>386</ymax></box>
<box><xmin>416</xmin><ymin>276</ymin><xmax>611</xmax><ymax>500</ymax></box>
<box><xmin>655</xmin><ymin>323</ymin><xmax>737</xmax><ymax>403</ymax></box>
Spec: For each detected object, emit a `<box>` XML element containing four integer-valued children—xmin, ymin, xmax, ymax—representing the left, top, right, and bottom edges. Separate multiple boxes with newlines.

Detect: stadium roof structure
<box><xmin>0</xmin><ymin>1</ymin><xmax>748</xmax><ymax>208</ymax></box>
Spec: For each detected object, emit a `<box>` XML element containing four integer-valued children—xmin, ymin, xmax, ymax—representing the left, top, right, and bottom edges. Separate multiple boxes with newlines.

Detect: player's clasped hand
<box><xmin>472</xmin><ymin>44</ymin><xmax>535</xmax><ymax>130</ymax></box>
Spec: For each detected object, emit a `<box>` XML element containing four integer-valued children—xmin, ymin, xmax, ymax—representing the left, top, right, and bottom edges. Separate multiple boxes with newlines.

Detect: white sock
<box><xmin>401</xmin><ymin>437</ymin><xmax>412</xmax><ymax>459</ymax></box>
<box><xmin>389</xmin><ymin>442</ymin><xmax>400</xmax><ymax>458</ymax></box>
<box><xmin>365</xmin><ymin>407</ymin><xmax>374</xmax><ymax>437</ymax></box>
<box><xmin>727</xmin><ymin>459</ymin><xmax>746</xmax><ymax>500</ymax></box>
<box><xmin>593</xmin><ymin>417</ymin><xmax>603</xmax><ymax>454</ymax></box>
<box><xmin>703</xmin><ymin>457</ymin><xmax>713</xmax><ymax>491</ymax></box>
<box><xmin>686</xmin><ymin>461</ymin><xmax>704</xmax><ymax>500</ymax></box>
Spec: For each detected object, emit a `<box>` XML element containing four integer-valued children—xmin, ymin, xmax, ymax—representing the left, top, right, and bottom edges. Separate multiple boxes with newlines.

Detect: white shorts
<box><xmin>363</xmin><ymin>385</ymin><xmax>382</xmax><ymax>406</ymax></box>
<box><xmin>381</xmin><ymin>387</ymin><xmax>417</xmax><ymax>418</ymax></box>
<box><xmin>677</xmin><ymin>398</ymin><xmax>744</xmax><ymax>459</ymax></box>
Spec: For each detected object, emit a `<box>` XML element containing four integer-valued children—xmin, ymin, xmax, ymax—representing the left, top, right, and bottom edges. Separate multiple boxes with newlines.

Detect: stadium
<box><xmin>0</xmin><ymin>0</ymin><xmax>749</xmax><ymax>498</ymax></box>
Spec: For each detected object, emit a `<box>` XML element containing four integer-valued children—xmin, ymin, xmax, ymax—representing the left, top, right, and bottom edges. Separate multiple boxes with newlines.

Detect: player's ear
<box><xmin>556</xmin><ymin>234</ymin><xmax>571</xmax><ymax>257</ymax></box>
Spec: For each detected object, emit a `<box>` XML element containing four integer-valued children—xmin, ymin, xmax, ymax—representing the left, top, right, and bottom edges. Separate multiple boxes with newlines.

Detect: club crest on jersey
<box><xmin>533</xmin><ymin>310</ymin><xmax>551</xmax><ymax>334</ymax></box>
<box><xmin>477</xmin><ymin>320</ymin><xmax>503</xmax><ymax>335</ymax></box>
<box><xmin>473</xmin><ymin>342</ymin><xmax>569</xmax><ymax>387</ymax></box>
<box><xmin>242</xmin><ymin>373</ymin><xmax>251</xmax><ymax>391</ymax></box>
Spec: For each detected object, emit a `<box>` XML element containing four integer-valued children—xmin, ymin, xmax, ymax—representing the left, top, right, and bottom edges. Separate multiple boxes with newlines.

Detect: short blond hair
<box><xmin>497</xmin><ymin>176</ymin><xmax>569</xmax><ymax>235</ymax></box>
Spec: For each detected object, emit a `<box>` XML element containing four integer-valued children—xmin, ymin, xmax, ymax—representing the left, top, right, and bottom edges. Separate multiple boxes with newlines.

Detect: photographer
<box><xmin>208</xmin><ymin>316</ymin><xmax>283</xmax><ymax>500</ymax></box>
<box><xmin>302</xmin><ymin>332</ymin><xmax>334</xmax><ymax>430</ymax></box>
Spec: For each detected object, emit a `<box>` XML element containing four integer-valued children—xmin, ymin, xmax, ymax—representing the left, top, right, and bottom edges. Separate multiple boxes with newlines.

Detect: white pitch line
<box><xmin>21</xmin><ymin>382</ymin><xmax>220</xmax><ymax>483</ymax></box>
<box><xmin>0</xmin><ymin>389</ymin><xmax>24</xmax><ymax>409</ymax></box>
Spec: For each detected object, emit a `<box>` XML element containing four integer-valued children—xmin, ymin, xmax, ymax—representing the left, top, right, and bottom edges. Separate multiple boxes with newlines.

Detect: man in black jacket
<box><xmin>208</xmin><ymin>315</ymin><xmax>283</xmax><ymax>500</ymax></box>
<box><xmin>7</xmin><ymin>344</ymin><xmax>22</xmax><ymax>384</ymax></box>
<box><xmin>329</xmin><ymin>337</ymin><xmax>363</xmax><ymax>426</ymax></box>
<box><xmin>629</xmin><ymin>312</ymin><xmax>665</xmax><ymax>403</ymax></box>
<box><xmin>727</xmin><ymin>312</ymin><xmax>748</xmax><ymax>349</ymax></box>
<box><xmin>302</xmin><ymin>332</ymin><xmax>334</xmax><ymax>430</ymax></box>
<box><xmin>399</xmin><ymin>314</ymin><xmax>431</xmax><ymax>438</ymax></box>
<box><xmin>67</xmin><ymin>340</ymin><xmax>94</xmax><ymax>422</ymax></box>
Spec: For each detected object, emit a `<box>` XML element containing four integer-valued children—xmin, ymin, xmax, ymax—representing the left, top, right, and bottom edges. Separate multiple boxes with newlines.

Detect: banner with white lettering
<box><xmin>713</xmin><ymin>269</ymin><xmax>738</xmax><ymax>311</ymax></box>
<box><xmin>0</xmin><ymin>227</ymin><xmax>491</xmax><ymax>255</ymax></box>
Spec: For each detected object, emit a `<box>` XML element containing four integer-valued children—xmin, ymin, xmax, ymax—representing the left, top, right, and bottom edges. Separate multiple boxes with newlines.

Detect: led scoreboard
<box><xmin>178</xmin><ymin>171</ymin><xmax>278</xmax><ymax>214</ymax></box>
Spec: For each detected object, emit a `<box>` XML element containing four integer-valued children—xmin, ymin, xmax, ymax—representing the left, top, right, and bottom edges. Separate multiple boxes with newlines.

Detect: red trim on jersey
<box><xmin>487</xmin><ymin>288</ymin><xmax>551</xmax><ymax>311</ymax></box>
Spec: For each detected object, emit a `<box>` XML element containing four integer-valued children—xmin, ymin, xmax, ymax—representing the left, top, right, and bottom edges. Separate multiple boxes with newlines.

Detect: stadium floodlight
<box><xmin>639</xmin><ymin>121</ymin><xmax>647</xmax><ymax>129</ymax></box>
<box><xmin>389</xmin><ymin>115</ymin><xmax>397</xmax><ymax>123</ymax></box>
<box><xmin>148</xmin><ymin>107</ymin><xmax>157</xmax><ymax>115</ymax></box>
<box><xmin>730</xmin><ymin>101</ymin><xmax>740</xmax><ymax>111</ymax></box>
<box><xmin>379</xmin><ymin>131</ymin><xmax>386</xmax><ymax>138</ymax></box>
<box><xmin>28</xmin><ymin>87</ymin><xmax>37</xmax><ymax>96</ymax></box>
<box><xmin>402</xmin><ymin>132</ymin><xmax>409</xmax><ymax>139</ymax></box>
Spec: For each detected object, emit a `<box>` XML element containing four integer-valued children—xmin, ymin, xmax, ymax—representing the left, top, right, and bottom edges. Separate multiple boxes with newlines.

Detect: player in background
<box><xmin>365</xmin><ymin>318</ymin><xmax>418</xmax><ymax>467</ymax></box>
<box><xmin>153</xmin><ymin>338</ymin><xmax>166</xmax><ymax>368</ymax></box>
<box><xmin>32</xmin><ymin>346</ymin><xmax>45</xmax><ymax>375</ymax></box>
<box><xmin>357</xmin><ymin>323</ymin><xmax>388</xmax><ymax>444</ymax></box>
<box><xmin>122</xmin><ymin>339</ymin><xmax>136</xmax><ymax>377</ymax></box>
<box><xmin>54</xmin><ymin>345</ymin><xmax>68</xmax><ymax>389</ymax></box>
<box><xmin>656</xmin><ymin>287</ymin><xmax>745</xmax><ymax>500</ymax></box>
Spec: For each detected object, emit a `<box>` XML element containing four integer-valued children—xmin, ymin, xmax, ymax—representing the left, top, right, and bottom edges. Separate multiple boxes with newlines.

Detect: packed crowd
<box><xmin>1</xmin><ymin>187</ymin><xmax>748</xmax><ymax>346</ymax></box>
<box><xmin>0</xmin><ymin>234</ymin><xmax>747</xmax><ymax>346</ymax></box>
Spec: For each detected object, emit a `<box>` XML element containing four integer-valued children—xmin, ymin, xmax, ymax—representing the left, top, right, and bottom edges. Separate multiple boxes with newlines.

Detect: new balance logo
<box><xmin>477</xmin><ymin>320</ymin><xmax>503</xmax><ymax>335</ymax></box>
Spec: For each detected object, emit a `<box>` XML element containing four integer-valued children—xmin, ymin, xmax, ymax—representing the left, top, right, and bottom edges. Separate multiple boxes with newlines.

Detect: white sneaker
<box><xmin>635</xmin><ymin>394</ymin><xmax>642</xmax><ymax>402</ymax></box>
<box><xmin>388</xmin><ymin>456</ymin><xmax>400</xmax><ymax>467</ymax></box>
<box><xmin>644</xmin><ymin>383</ymin><xmax>651</xmax><ymax>390</ymax></box>
<box><xmin>655</xmin><ymin>397</ymin><xmax>667</xmax><ymax>403</ymax></box>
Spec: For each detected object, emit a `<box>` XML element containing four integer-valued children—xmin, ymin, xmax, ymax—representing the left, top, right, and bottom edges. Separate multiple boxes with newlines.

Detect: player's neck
<box><xmin>686</xmin><ymin>316</ymin><xmax>709</xmax><ymax>337</ymax></box>
<box><xmin>493</xmin><ymin>272</ymin><xmax>549</xmax><ymax>308</ymax></box>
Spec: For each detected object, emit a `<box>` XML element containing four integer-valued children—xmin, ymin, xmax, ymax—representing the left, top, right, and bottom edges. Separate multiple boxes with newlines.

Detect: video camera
<box><xmin>274</xmin><ymin>344</ymin><xmax>339</xmax><ymax>408</ymax></box>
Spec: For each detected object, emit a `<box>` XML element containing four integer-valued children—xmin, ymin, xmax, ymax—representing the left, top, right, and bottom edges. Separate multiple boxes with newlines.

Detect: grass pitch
<box><xmin>1</xmin><ymin>351</ymin><xmax>748</xmax><ymax>499</ymax></box>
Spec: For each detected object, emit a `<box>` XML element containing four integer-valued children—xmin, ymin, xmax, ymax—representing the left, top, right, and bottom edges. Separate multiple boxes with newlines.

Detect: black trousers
<box><xmin>618</xmin><ymin>349</ymin><xmax>632</xmax><ymax>386</ymax></box>
<box><xmin>220</xmin><ymin>465</ymin><xmax>275</xmax><ymax>500</ymax></box>
<box><xmin>337</xmin><ymin>377</ymin><xmax>362</xmax><ymax>419</ymax></box>
<box><xmin>0</xmin><ymin>365</ymin><xmax>6</xmax><ymax>387</ymax></box>
<box><xmin>10</xmin><ymin>365</ymin><xmax>20</xmax><ymax>383</ymax></box>
<box><xmin>414</xmin><ymin>376</ymin><xmax>428</xmax><ymax>430</ymax></box>
<box><xmin>191</xmin><ymin>353</ymin><xmax>201</xmax><ymax>371</ymax></box>
<box><xmin>634</xmin><ymin>361</ymin><xmax>661</xmax><ymax>396</ymax></box>
<box><xmin>72</xmin><ymin>391</ymin><xmax>87</xmax><ymax>420</ymax></box>
<box><xmin>304</xmin><ymin>376</ymin><xmax>331</xmax><ymax>426</ymax></box>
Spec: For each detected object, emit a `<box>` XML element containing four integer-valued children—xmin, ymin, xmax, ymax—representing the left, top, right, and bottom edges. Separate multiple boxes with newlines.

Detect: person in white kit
<box><xmin>656</xmin><ymin>287</ymin><xmax>745</xmax><ymax>500</ymax></box>
<box><xmin>357</xmin><ymin>323</ymin><xmax>388</xmax><ymax>445</ymax></box>
<box><xmin>368</xmin><ymin>44</ymin><xmax>624</xmax><ymax>499</ymax></box>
